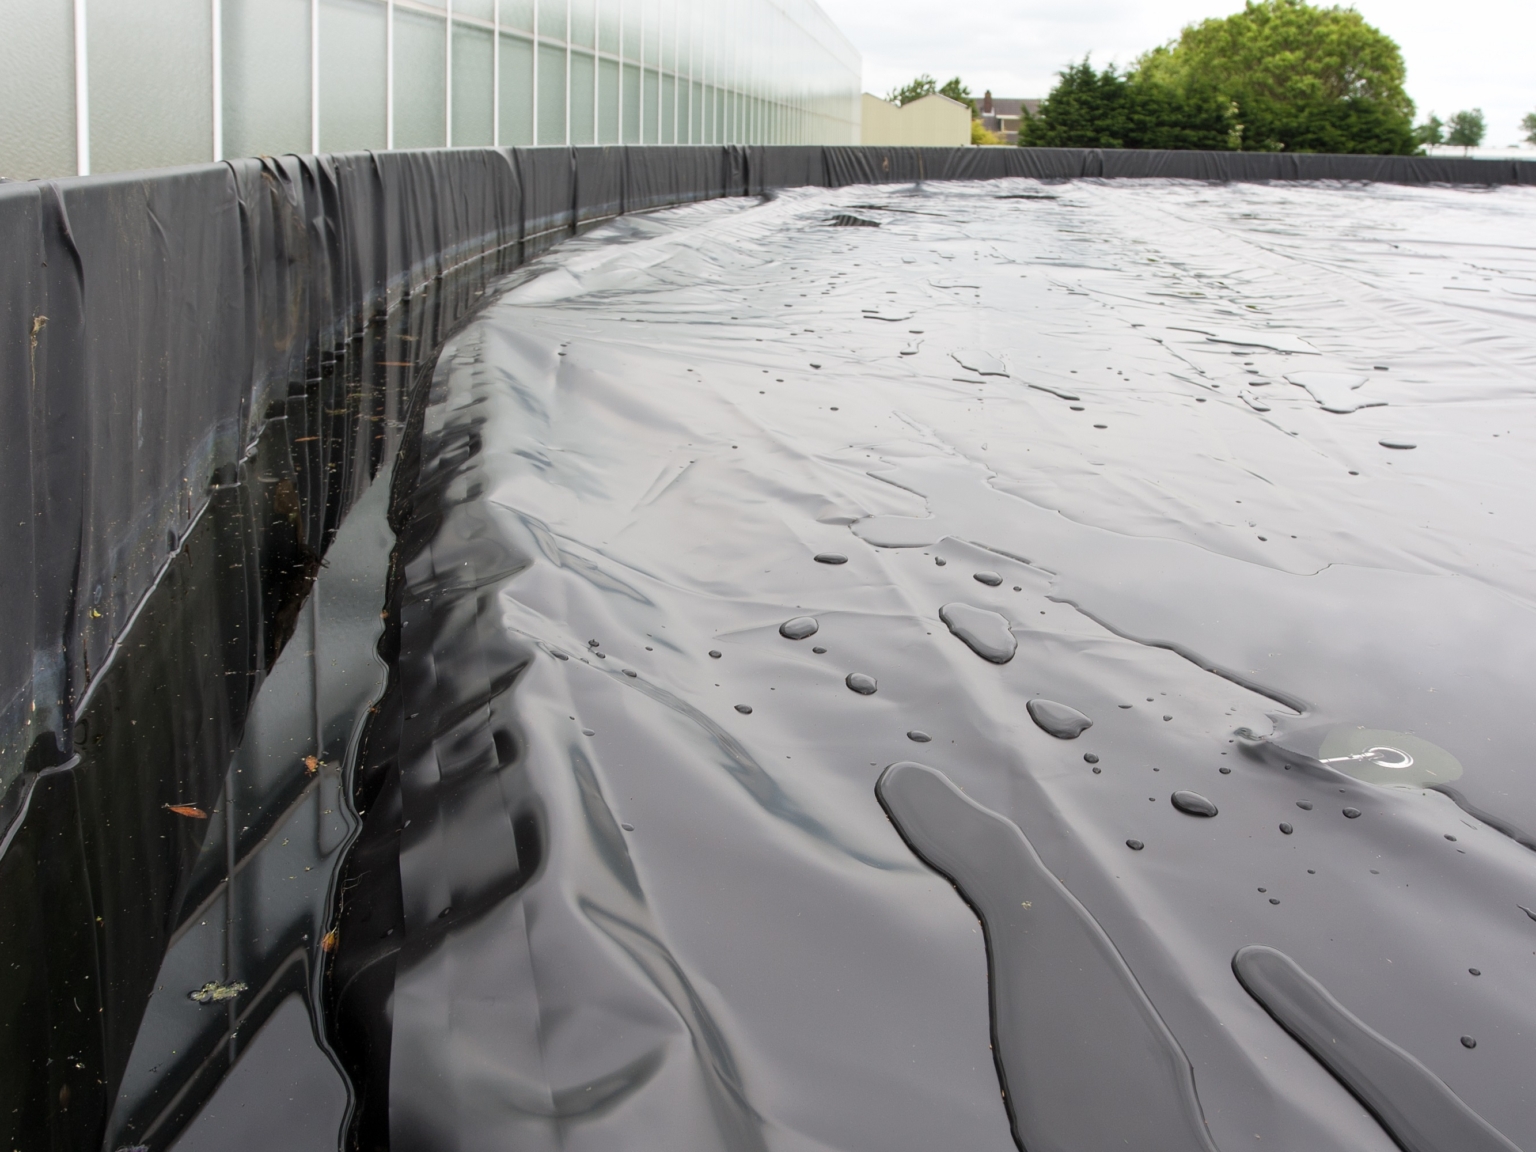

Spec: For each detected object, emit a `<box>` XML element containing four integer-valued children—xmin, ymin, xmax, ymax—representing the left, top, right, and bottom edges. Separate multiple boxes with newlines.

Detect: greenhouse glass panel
<box><xmin>569</xmin><ymin>51</ymin><xmax>595</xmax><ymax>145</ymax></box>
<box><xmin>536</xmin><ymin>42</ymin><xmax>565</xmax><ymax>144</ymax></box>
<box><xmin>452</xmin><ymin>23</ymin><xmax>495</xmax><ymax>146</ymax></box>
<box><xmin>319</xmin><ymin>0</ymin><xmax>386</xmax><ymax>153</ymax></box>
<box><xmin>89</xmin><ymin>0</ymin><xmax>212</xmax><ymax>172</ymax></box>
<box><xmin>222</xmin><ymin>0</ymin><xmax>310</xmax><ymax>161</ymax></box>
<box><xmin>394</xmin><ymin>9</ymin><xmax>447</xmax><ymax>148</ymax></box>
<box><xmin>498</xmin><ymin>34</ymin><xmax>534</xmax><ymax>145</ymax></box>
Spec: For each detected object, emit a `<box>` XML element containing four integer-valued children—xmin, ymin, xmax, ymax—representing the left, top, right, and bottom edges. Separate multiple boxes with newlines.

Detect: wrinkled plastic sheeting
<box><xmin>344</xmin><ymin>179</ymin><xmax>1536</xmax><ymax>1152</ymax></box>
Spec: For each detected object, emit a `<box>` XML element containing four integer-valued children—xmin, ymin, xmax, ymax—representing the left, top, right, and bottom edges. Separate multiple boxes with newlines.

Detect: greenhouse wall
<box><xmin>0</xmin><ymin>0</ymin><xmax>862</xmax><ymax>180</ymax></box>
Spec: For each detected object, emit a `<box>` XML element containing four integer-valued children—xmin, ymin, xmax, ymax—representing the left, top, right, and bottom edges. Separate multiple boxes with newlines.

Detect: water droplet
<box><xmin>1163</xmin><ymin>714</ymin><xmax>1173</xmax><ymax>722</ymax></box>
<box><xmin>1445</xmin><ymin>834</ymin><xmax>1457</xmax><ymax>841</ymax></box>
<box><xmin>1092</xmin><ymin>766</ymin><xmax>1102</xmax><ymax>773</ymax></box>
<box><xmin>814</xmin><ymin>553</ymin><xmax>848</xmax><ymax>565</ymax></box>
<box><xmin>709</xmin><ymin>650</ymin><xmax>722</xmax><ymax>659</ymax></box>
<box><xmin>1269</xmin><ymin>897</ymin><xmax>1281</xmax><ymax>905</ymax></box>
<box><xmin>1126</xmin><ymin>839</ymin><xmax>1145</xmax><ymax>851</ymax></box>
<box><xmin>940</xmin><ymin>603</ymin><xmax>1017</xmax><ymax>664</ymax></box>
<box><xmin>735</xmin><ymin>704</ymin><xmax>753</xmax><ymax>714</ymax></box>
<box><xmin>1469</xmin><ymin>968</ymin><xmax>1481</xmax><ymax>976</ymax></box>
<box><xmin>934</xmin><ymin>557</ymin><xmax>947</xmax><ymax>566</ymax></box>
<box><xmin>812</xmin><ymin>646</ymin><xmax>827</xmax><ymax>654</ymax></box>
<box><xmin>1219</xmin><ymin>766</ymin><xmax>1232</xmax><ymax>774</ymax></box>
<box><xmin>907</xmin><ymin>730</ymin><xmax>931</xmax><ymax>742</ymax></box>
<box><xmin>554</xmin><ymin>651</ymin><xmax>569</xmax><ymax>660</ymax></box>
<box><xmin>1461</xmin><ymin>1036</ymin><xmax>1477</xmax><ymax>1049</ymax></box>
<box><xmin>973</xmin><ymin>571</ymin><xmax>1003</xmax><ymax>586</ymax></box>
<box><xmin>1280</xmin><ymin>823</ymin><xmax>1294</xmax><ymax>834</ymax></box>
<box><xmin>1027</xmin><ymin>698</ymin><xmax>1093</xmax><ymax>739</ymax></box>
<box><xmin>582</xmin><ymin>728</ymin><xmax>595</xmax><ymax>736</ymax></box>
<box><xmin>1084</xmin><ymin>753</ymin><xmax>1099</xmax><ymax>764</ymax></box>
<box><xmin>1171</xmin><ymin>790</ymin><xmax>1218</xmax><ymax>817</ymax></box>
<box><xmin>588</xmin><ymin>639</ymin><xmax>600</xmax><ymax>648</ymax></box>
<box><xmin>846</xmin><ymin>672</ymin><xmax>878</xmax><ymax>695</ymax></box>
<box><xmin>1296</xmin><ymin>800</ymin><xmax>1314</xmax><ymax>810</ymax></box>
<box><xmin>621</xmin><ymin>823</ymin><xmax>634</xmax><ymax>832</ymax></box>
<box><xmin>780</xmin><ymin>616</ymin><xmax>819</xmax><ymax>640</ymax></box>
<box><xmin>1343</xmin><ymin>807</ymin><xmax>1362</xmax><ymax>819</ymax></box>
<box><xmin>1379</xmin><ymin>440</ymin><xmax>1417</xmax><ymax>450</ymax></box>
<box><xmin>1519</xmin><ymin>905</ymin><xmax>1536</xmax><ymax>923</ymax></box>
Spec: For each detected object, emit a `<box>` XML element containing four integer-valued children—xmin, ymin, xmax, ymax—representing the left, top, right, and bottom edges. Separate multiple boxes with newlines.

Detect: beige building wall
<box><xmin>859</xmin><ymin>93</ymin><xmax>970</xmax><ymax>146</ymax></box>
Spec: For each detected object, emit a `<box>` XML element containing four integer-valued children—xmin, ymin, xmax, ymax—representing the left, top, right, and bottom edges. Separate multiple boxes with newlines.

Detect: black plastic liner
<box><xmin>2</xmin><ymin>147</ymin><xmax>1535</xmax><ymax>1152</ymax></box>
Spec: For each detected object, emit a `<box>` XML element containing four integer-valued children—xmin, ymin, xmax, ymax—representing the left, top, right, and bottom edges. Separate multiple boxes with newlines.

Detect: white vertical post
<box><xmin>616</xmin><ymin>0</ymin><xmax>622</xmax><ymax>144</ymax></box>
<box><xmin>492</xmin><ymin>0</ymin><xmax>500</xmax><ymax>146</ymax></box>
<box><xmin>446</xmin><ymin>0</ymin><xmax>454</xmax><ymax>146</ymax></box>
<box><xmin>531</xmin><ymin>0</ymin><xmax>539</xmax><ymax>144</ymax></box>
<box><xmin>211</xmin><ymin>0</ymin><xmax>223</xmax><ymax>160</ymax></box>
<box><xmin>591</xmin><ymin>0</ymin><xmax>598</xmax><ymax>144</ymax></box>
<box><xmin>73</xmin><ymin>0</ymin><xmax>90</xmax><ymax>175</ymax></box>
<box><xmin>564</xmin><ymin>0</ymin><xmax>570</xmax><ymax>146</ymax></box>
<box><xmin>310</xmin><ymin>0</ymin><xmax>320</xmax><ymax>153</ymax></box>
<box><xmin>638</xmin><ymin>0</ymin><xmax>644</xmax><ymax>143</ymax></box>
<box><xmin>387</xmin><ymin>0</ymin><xmax>395</xmax><ymax>148</ymax></box>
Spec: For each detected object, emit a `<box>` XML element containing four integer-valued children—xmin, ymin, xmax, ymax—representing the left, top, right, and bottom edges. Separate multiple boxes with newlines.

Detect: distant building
<box><xmin>860</xmin><ymin>92</ymin><xmax>971</xmax><ymax>146</ymax></box>
<box><xmin>978</xmin><ymin>92</ymin><xmax>1040</xmax><ymax>145</ymax></box>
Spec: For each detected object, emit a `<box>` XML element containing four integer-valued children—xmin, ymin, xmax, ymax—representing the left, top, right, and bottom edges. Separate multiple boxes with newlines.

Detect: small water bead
<box><xmin>1296</xmin><ymin>800</ymin><xmax>1313</xmax><ymax>810</ymax></box>
<box><xmin>1083</xmin><ymin>753</ymin><xmax>1099</xmax><ymax>764</ymax></box>
<box><xmin>1470</xmin><ymin>968</ymin><xmax>1482</xmax><ymax>976</ymax></box>
<box><xmin>1280</xmin><ymin>823</ymin><xmax>1294</xmax><ymax>834</ymax></box>
<box><xmin>814</xmin><ymin>553</ymin><xmax>848</xmax><ymax>565</ymax></box>
<box><xmin>780</xmin><ymin>616</ymin><xmax>819</xmax><ymax>640</ymax></box>
<box><xmin>1343</xmin><ymin>807</ymin><xmax>1362</xmax><ymax>819</ymax></box>
<box><xmin>1269</xmin><ymin>898</ymin><xmax>1281</xmax><ymax>905</ymax></box>
<box><xmin>1027</xmin><ymin>698</ymin><xmax>1093</xmax><ymax>739</ymax></box>
<box><xmin>1092</xmin><ymin>767</ymin><xmax>1102</xmax><ymax>774</ymax></box>
<box><xmin>1461</xmin><ymin>1036</ymin><xmax>1478</xmax><ymax>1049</ymax></box>
<box><xmin>623</xmin><ymin>669</ymin><xmax>637</xmax><ymax>678</ymax></box>
<box><xmin>1126</xmin><ymin>839</ymin><xmax>1145</xmax><ymax>851</ymax></box>
<box><xmin>621</xmin><ymin>823</ymin><xmax>634</xmax><ymax>831</ymax></box>
<box><xmin>973</xmin><ymin>571</ymin><xmax>1003</xmax><ymax>586</ymax></box>
<box><xmin>709</xmin><ymin>650</ymin><xmax>722</xmax><ymax>659</ymax></box>
<box><xmin>1445</xmin><ymin>834</ymin><xmax>1458</xmax><ymax>841</ymax></box>
<box><xmin>1379</xmin><ymin>440</ymin><xmax>1417</xmax><ymax>450</ymax></box>
<box><xmin>582</xmin><ymin>728</ymin><xmax>596</xmax><ymax>736</ymax></box>
<box><xmin>846</xmin><ymin>672</ymin><xmax>878</xmax><ymax>695</ymax></box>
<box><xmin>907</xmin><ymin>730</ymin><xmax>932</xmax><ymax>742</ymax></box>
<box><xmin>735</xmin><ymin>704</ymin><xmax>753</xmax><ymax>714</ymax></box>
<box><xmin>1171</xmin><ymin>790</ymin><xmax>1218</xmax><ymax>817</ymax></box>
<box><xmin>934</xmin><ymin>557</ymin><xmax>947</xmax><ymax>566</ymax></box>
<box><xmin>812</xmin><ymin>646</ymin><xmax>827</xmax><ymax>654</ymax></box>
<box><xmin>1218</xmin><ymin>766</ymin><xmax>1232</xmax><ymax>774</ymax></box>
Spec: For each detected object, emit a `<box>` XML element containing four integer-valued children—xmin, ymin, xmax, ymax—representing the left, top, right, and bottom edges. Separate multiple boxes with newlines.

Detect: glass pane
<box><xmin>597</xmin><ymin>0</ymin><xmax>619</xmax><ymax>55</ymax></box>
<box><xmin>620</xmin><ymin>0</ymin><xmax>639</xmax><ymax>61</ymax></box>
<box><xmin>0</xmin><ymin>0</ymin><xmax>77</xmax><ymax>178</ymax></box>
<box><xmin>597</xmin><ymin>57</ymin><xmax>618</xmax><ymax>144</ymax></box>
<box><xmin>90</xmin><ymin>0</ymin><xmax>212</xmax><ymax>172</ymax></box>
<box><xmin>457</xmin><ymin>0</ymin><xmax>495</xmax><ymax>20</ymax></box>
<box><xmin>660</xmin><ymin>73</ymin><xmax>674</xmax><ymax>144</ymax></box>
<box><xmin>223</xmin><ymin>0</ymin><xmax>310</xmax><ymax>160</ymax></box>
<box><xmin>641</xmin><ymin>67</ymin><xmax>658</xmax><ymax>143</ymax></box>
<box><xmin>621</xmin><ymin>63</ymin><xmax>639</xmax><ymax>143</ymax></box>
<box><xmin>536</xmin><ymin>42</ymin><xmax>565</xmax><ymax>144</ymax></box>
<box><xmin>452</xmin><ymin>23</ymin><xmax>494</xmax><ymax>145</ymax></box>
<box><xmin>537</xmin><ymin>0</ymin><xmax>566</xmax><ymax>39</ymax></box>
<box><xmin>569</xmin><ymin>51</ymin><xmax>594</xmax><ymax>145</ymax></box>
<box><xmin>498</xmin><ymin>33</ymin><xmax>533</xmax><ymax>144</ymax></box>
<box><xmin>658</xmin><ymin>0</ymin><xmax>674</xmax><ymax>72</ymax></box>
<box><xmin>642</xmin><ymin>0</ymin><xmax>657</xmax><ymax>66</ymax></box>
<box><xmin>319</xmin><ymin>0</ymin><xmax>386</xmax><ymax>152</ymax></box>
<box><xmin>570</xmin><ymin>0</ymin><xmax>595</xmax><ymax>49</ymax></box>
<box><xmin>395</xmin><ymin>9</ymin><xmax>447</xmax><ymax>148</ymax></box>
<box><xmin>500</xmin><ymin>0</ymin><xmax>534</xmax><ymax>33</ymax></box>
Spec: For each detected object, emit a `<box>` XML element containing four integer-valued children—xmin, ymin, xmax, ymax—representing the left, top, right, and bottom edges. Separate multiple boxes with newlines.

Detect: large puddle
<box><xmin>151</xmin><ymin>177</ymin><xmax>1536</xmax><ymax>1149</ymax></box>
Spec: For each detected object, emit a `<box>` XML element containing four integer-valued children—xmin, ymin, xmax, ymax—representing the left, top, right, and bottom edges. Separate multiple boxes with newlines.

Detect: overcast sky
<box><xmin>817</xmin><ymin>0</ymin><xmax>1536</xmax><ymax>147</ymax></box>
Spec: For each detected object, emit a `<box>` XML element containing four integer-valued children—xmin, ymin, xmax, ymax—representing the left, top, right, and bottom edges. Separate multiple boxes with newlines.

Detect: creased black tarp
<box><xmin>2</xmin><ymin>144</ymin><xmax>1535</xmax><ymax>1151</ymax></box>
<box><xmin>350</xmin><ymin>178</ymin><xmax>1536</xmax><ymax>1152</ymax></box>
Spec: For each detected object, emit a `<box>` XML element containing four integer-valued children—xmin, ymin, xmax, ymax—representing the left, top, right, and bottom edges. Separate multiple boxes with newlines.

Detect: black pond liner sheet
<box><xmin>307</xmin><ymin>178</ymin><xmax>1536</xmax><ymax>1152</ymax></box>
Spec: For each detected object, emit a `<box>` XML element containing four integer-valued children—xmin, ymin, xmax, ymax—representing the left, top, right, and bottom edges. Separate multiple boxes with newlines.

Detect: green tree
<box><xmin>1136</xmin><ymin>0</ymin><xmax>1416</xmax><ymax>154</ymax></box>
<box><xmin>1019</xmin><ymin>58</ymin><xmax>1235</xmax><ymax>151</ymax></box>
<box><xmin>887</xmin><ymin>74</ymin><xmax>978</xmax><ymax>117</ymax></box>
<box><xmin>940</xmin><ymin>78</ymin><xmax>978</xmax><ymax>117</ymax></box>
<box><xmin>1520</xmin><ymin>111</ymin><xmax>1536</xmax><ymax>146</ymax></box>
<box><xmin>1446</xmin><ymin>109</ymin><xmax>1486</xmax><ymax>153</ymax></box>
<box><xmin>1414</xmin><ymin>113</ymin><xmax>1443</xmax><ymax>147</ymax></box>
<box><xmin>886</xmin><ymin>75</ymin><xmax>937</xmax><ymax>106</ymax></box>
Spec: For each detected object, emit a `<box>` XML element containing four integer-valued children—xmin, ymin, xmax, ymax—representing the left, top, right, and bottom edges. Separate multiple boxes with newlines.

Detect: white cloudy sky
<box><xmin>816</xmin><ymin>0</ymin><xmax>1536</xmax><ymax>147</ymax></box>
